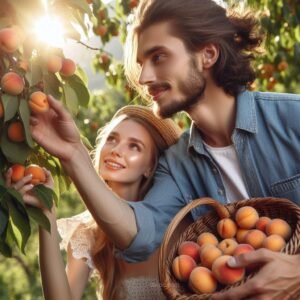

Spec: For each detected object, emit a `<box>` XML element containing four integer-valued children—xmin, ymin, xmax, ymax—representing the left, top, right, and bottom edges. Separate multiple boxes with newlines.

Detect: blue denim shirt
<box><xmin>119</xmin><ymin>90</ymin><xmax>300</xmax><ymax>262</ymax></box>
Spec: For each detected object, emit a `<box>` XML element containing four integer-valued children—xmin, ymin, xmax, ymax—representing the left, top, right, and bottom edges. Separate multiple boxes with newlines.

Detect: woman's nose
<box><xmin>110</xmin><ymin>144</ymin><xmax>123</xmax><ymax>157</ymax></box>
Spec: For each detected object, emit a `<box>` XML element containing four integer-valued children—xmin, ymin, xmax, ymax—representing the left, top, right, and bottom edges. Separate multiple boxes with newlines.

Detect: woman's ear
<box><xmin>143</xmin><ymin>168</ymin><xmax>152</xmax><ymax>178</ymax></box>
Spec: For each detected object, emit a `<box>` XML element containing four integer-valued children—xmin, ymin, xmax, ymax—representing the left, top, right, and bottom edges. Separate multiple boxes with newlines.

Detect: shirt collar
<box><xmin>188</xmin><ymin>90</ymin><xmax>258</xmax><ymax>152</ymax></box>
<box><xmin>235</xmin><ymin>90</ymin><xmax>257</xmax><ymax>133</ymax></box>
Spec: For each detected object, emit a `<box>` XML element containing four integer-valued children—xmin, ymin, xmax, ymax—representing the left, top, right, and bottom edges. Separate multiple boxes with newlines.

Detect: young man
<box><xmin>31</xmin><ymin>0</ymin><xmax>300</xmax><ymax>299</ymax></box>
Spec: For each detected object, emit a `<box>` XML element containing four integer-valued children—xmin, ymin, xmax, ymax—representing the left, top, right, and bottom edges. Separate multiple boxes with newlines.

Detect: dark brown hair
<box><xmin>124</xmin><ymin>0</ymin><xmax>265</xmax><ymax>97</ymax></box>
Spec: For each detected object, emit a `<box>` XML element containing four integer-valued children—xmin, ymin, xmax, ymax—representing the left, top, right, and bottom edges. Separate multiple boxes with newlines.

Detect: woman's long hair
<box><xmin>89</xmin><ymin>115</ymin><xmax>168</xmax><ymax>300</ymax></box>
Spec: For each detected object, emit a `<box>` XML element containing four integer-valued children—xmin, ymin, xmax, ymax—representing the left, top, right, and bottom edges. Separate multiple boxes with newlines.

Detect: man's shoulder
<box><xmin>253</xmin><ymin>90</ymin><xmax>300</xmax><ymax>103</ymax></box>
<box><xmin>163</xmin><ymin>129</ymin><xmax>190</xmax><ymax>156</ymax></box>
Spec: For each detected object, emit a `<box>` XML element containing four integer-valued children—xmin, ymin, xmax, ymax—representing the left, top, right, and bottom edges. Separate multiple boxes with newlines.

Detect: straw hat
<box><xmin>113</xmin><ymin>105</ymin><xmax>182</xmax><ymax>147</ymax></box>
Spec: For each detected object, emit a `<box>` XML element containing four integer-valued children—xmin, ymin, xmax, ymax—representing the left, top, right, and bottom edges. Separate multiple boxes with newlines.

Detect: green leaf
<box><xmin>27</xmin><ymin>207</ymin><xmax>50</xmax><ymax>233</ymax></box>
<box><xmin>31</xmin><ymin>185</ymin><xmax>55</xmax><ymax>210</ymax></box>
<box><xmin>80</xmin><ymin>134</ymin><xmax>93</xmax><ymax>150</ymax></box>
<box><xmin>0</xmin><ymin>184</ymin><xmax>7</xmax><ymax>202</ymax></box>
<box><xmin>18</xmin><ymin>99</ymin><xmax>35</xmax><ymax>148</ymax></box>
<box><xmin>65</xmin><ymin>0</ymin><xmax>92</xmax><ymax>16</ymax></box>
<box><xmin>43</xmin><ymin>73</ymin><xmax>62</xmax><ymax>100</ymax></box>
<box><xmin>0</xmin><ymin>124</ymin><xmax>32</xmax><ymax>164</ymax></box>
<box><xmin>64</xmin><ymin>74</ymin><xmax>90</xmax><ymax>107</ymax></box>
<box><xmin>62</xmin><ymin>82</ymin><xmax>79</xmax><ymax>115</ymax></box>
<box><xmin>0</xmin><ymin>206</ymin><xmax>8</xmax><ymax>236</ymax></box>
<box><xmin>76</xmin><ymin>66</ymin><xmax>89</xmax><ymax>86</ymax></box>
<box><xmin>1</xmin><ymin>94</ymin><xmax>19</xmax><ymax>122</ymax></box>
<box><xmin>0</xmin><ymin>240</ymin><xmax>12</xmax><ymax>257</ymax></box>
<box><xmin>7</xmin><ymin>199</ymin><xmax>31</xmax><ymax>254</ymax></box>
<box><xmin>7</xmin><ymin>188</ymin><xmax>25</xmax><ymax>207</ymax></box>
<box><xmin>29</xmin><ymin>56</ymin><xmax>44</xmax><ymax>87</ymax></box>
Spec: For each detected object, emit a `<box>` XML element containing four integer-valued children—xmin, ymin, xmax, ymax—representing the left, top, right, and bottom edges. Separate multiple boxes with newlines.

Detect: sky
<box><xmin>64</xmin><ymin>33</ymin><xmax>123</xmax><ymax>91</ymax></box>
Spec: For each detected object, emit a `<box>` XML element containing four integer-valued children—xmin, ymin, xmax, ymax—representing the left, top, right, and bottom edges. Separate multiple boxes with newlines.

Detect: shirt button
<box><xmin>212</xmin><ymin>168</ymin><xmax>218</xmax><ymax>174</ymax></box>
<box><xmin>218</xmin><ymin>189</ymin><xmax>224</xmax><ymax>196</ymax></box>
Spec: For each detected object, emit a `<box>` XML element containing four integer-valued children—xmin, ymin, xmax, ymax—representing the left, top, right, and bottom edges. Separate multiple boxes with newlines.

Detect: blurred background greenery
<box><xmin>0</xmin><ymin>0</ymin><xmax>300</xmax><ymax>299</ymax></box>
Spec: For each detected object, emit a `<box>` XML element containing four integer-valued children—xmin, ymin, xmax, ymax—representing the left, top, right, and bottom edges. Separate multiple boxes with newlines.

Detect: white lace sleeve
<box><xmin>57</xmin><ymin>210</ymin><xmax>96</xmax><ymax>270</ymax></box>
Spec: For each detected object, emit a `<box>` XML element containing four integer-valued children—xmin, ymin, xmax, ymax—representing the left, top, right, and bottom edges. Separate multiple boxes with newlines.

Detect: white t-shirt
<box><xmin>204</xmin><ymin>143</ymin><xmax>249</xmax><ymax>203</ymax></box>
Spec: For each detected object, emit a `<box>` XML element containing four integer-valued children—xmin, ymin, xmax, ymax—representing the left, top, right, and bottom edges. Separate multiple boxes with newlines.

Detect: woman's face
<box><xmin>99</xmin><ymin>119</ymin><xmax>155</xmax><ymax>186</ymax></box>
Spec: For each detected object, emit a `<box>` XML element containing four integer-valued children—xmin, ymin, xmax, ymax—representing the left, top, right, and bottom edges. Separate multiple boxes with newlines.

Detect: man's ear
<box><xmin>200</xmin><ymin>43</ymin><xmax>219</xmax><ymax>69</ymax></box>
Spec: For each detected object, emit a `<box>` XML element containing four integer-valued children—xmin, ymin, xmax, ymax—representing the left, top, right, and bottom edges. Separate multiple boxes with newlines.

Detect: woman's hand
<box><xmin>6</xmin><ymin>167</ymin><xmax>54</xmax><ymax>211</ymax></box>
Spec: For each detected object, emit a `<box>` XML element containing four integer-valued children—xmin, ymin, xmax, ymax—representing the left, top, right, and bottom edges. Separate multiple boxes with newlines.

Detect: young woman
<box><xmin>6</xmin><ymin>105</ymin><xmax>181</xmax><ymax>300</ymax></box>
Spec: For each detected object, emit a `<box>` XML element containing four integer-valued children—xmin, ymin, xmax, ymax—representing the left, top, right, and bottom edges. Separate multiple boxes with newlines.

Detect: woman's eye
<box><xmin>106</xmin><ymin>136</ymin><xmax>116</xmax><ymax>143</ymax></box>
<box><xmin>129</xmin><ymin>143</ymin><xmax>141</xmax><ymax>151</ymax></box>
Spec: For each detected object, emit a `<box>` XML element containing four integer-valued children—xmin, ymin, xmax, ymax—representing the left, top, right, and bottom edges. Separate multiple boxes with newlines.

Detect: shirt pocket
<box><xmin>270</xmin><ymin>174</ymin><xmax>300</xmax><ymax>205</ymax></box>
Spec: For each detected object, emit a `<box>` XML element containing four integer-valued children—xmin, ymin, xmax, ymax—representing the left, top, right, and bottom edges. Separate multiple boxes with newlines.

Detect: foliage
<box><xmin>0</xmin><ymin>0</ymin><xmax>91</xmax><ymax>256</ymax></box>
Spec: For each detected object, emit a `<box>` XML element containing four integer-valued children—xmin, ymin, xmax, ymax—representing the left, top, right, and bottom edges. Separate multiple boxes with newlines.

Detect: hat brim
<box><xmin>113</xmin><ymin>105</ymin><xmax>182</xmax><ymax>147</ymax></box>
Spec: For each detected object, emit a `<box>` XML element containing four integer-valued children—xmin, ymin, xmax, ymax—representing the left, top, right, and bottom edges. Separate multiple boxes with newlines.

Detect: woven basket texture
<box><xmin>158</xmin><ymin>197</ymin><xmax>300</xmax><ymax>300</ymax></box>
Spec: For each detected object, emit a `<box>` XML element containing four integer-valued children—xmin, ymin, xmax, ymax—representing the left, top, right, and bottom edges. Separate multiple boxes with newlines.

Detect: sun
<box><xmin>33</xmin><ymin>15</ymin><xmax>65</xmax><ymax>48</ymax></box>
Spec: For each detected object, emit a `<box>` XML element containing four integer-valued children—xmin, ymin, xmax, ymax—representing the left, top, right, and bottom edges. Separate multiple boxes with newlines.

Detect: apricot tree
<box><xmin>0</xmin><ymin>0</ymin><xmax>91</xmax><ymax>257</ymax></box>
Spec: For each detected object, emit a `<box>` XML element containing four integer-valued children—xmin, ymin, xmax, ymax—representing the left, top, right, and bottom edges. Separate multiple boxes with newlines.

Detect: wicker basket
<box><xmin>158</xmin><ymin>197</ymin><xmax>300</xmax><ymax>299</ymax></box>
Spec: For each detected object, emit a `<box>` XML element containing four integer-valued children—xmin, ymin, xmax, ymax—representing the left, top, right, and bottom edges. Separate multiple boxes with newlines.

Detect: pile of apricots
<box><xmin>172</xmin><ymin>206</ymin><xmax>292</xmax><ymax>294</ymax></box>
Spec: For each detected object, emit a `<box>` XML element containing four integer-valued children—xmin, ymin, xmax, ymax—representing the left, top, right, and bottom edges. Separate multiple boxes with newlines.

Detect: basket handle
<box><xmin>161</xmin><ymin>197</ymin><xmax>230</xmax><ymax>245</ymax></box>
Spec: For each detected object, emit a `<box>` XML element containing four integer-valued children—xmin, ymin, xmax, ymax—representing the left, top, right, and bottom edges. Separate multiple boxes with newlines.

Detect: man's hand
<box><xmin>211</xmin><ymin>249</ymin><xmax>300</xmax><ymax>300</ymax></box>
<box><xmin>30</xmin><ymin>95</ymin><xmax>82</xmax><ymax>162</ymax></box>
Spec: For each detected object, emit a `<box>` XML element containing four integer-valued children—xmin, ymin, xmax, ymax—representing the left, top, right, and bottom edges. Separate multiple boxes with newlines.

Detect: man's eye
<box><xmin>153</xmin><ymin>54</ymin><xmax>165</xmax><ymax>64</ymax></box>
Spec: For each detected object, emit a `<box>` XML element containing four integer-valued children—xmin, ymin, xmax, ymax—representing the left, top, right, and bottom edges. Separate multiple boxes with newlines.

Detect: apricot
<box><xmin>60</xmin><ymin>58</ymin><xmax>76</xmax><ymax>76</ymax></box>
<box><xmin>1</xmin><ymin>72</ymin><xmax>24</xmax><ymax>95</ymax></box>
<box><xmin>11</xmin><ymin>164</ymin><xmax>26</xmax><ymax>182</ymax></box>
<box><xmin>212</xmin><ymin>255</ymin><xmax>245</xmax><ymax>285</ymax></box>
<box><xmin>178</xmin><ymin>241</ymin><xmax>201</xmax><ymax>263</ymax></box>
<box><xmin>262</xmin><ymin>234</ymin><xmax>286</xmax><ymax>252</ymax></box>
<box><xmin>7</xmin><ymin>121</ymin><xmax>25</xmax><ymax>142</ymax></box>
<box><xmin>265</xmin><ymin>218</ymin><xmax>292</xmax><ymax>241</ymax></box>
<box><xmin>235</xmin><ymin>228</ymin><xmax>249</xmax><ymax>243</ymax></box>
<box><xmin>197</xmin><ymin>232</ymin><xmax>219</xmax><ymax>248</ymax></box>
<box><xmin>233</xmin><ymin>243</ymin><xmax>255</xmax><ymax>257</ymax></box>
<box><xmin>255</xmin><ymin>216</ymin><xmax>271</xmax><ymax>233</ymax></box>
<box><xmin>200</xmin><ymin>244</ymin><xmax>223</xmax><ymax>269</ymax></box>
<box><xmin>218</xmin><ymin>238</ymin><xmax>238</xmax><ymax>255</ymax></box>
<box><xmin>189</xmin><ymin>266</ymin><xmax>217</xmax><ymax>294</ymax></box>
<box><xmin>233</xmin><ymin>243</ymin><xmax>257</xmax><ymax>272</ymax></box>
<box><xmin>172</xmin><ymin>254</ymin><xmax>196</xmax><ymax>282</ymax></box>
<box><xmin>28</xmin><ymin>91</ymin><xmax>49</xmax><ymax>113</ymax></box>
<box><xmin>244</xmin><ymin>229</ymin><xmax>266</xmax><ymax>249</ymax></box>
<box><xmin>47</xmin><ymin>55</ymin><xmax>63</xmax><ymax>73</ymax></box>
<box><xmin>0</xmin><ymin>26</ymin><xmax>23</xmax><ymax>53</ymax></box>
<box><xmin>235</xmin><ymin>206</ymin><xmax>259</xmax><ymax>229</ymax></box>
<box><xmin>95</xmin><ymin>25</ymin><xmax>108</xmax><ymax>37</ymax></box>
<box><xmin>24</xmin><ymin>164</ymin><xmax>46</xmax><ymax>185</ymax></box>
<box><xmin>0</xmin><ymin>99</ymin><xmax>4</xmax><ymax>118</ymax></box>
<box><xmin>217</xmin><ymin>218</ymin><xmax>237</xmax><ymax>239</ymax></box>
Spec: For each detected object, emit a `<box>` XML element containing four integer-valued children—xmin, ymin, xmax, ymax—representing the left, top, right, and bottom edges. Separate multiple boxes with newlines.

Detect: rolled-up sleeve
<box><xmin>115</xmin><ymin>154</ymin><xmax>186</xmax><ymax>262</ymax></box>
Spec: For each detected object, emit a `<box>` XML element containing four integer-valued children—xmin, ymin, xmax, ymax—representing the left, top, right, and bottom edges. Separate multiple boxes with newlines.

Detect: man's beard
<box><xmin>156</xmin><ymin>56</ymin><xmax>206</xmax><ymax>118</ymax></box>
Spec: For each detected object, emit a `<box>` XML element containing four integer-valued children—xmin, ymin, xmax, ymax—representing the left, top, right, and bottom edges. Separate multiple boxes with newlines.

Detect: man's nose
<box><xmin>138</xmin><ymin>64</ymin><xmax>156</xmax><ymax>85</ymax></box>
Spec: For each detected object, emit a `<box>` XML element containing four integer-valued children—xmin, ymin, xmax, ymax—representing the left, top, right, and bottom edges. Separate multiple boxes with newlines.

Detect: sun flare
<box><xmin>33</xmin><ymin>16</ymin><xmax>65</xmax><ymax>47</ymax></box>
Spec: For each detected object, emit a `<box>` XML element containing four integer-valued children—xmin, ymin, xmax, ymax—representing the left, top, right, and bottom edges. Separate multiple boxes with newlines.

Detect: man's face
<box><xmin>137</xmin><ymin>22</ymin><xmax>206</xmax><ymax>118</ymax></box>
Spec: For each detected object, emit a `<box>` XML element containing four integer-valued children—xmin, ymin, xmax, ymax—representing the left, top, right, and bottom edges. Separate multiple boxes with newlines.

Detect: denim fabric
<box><xmin>118</xmin><ymin>90</ymin><xmax>300</xmax><ymax>262</ymax></box>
